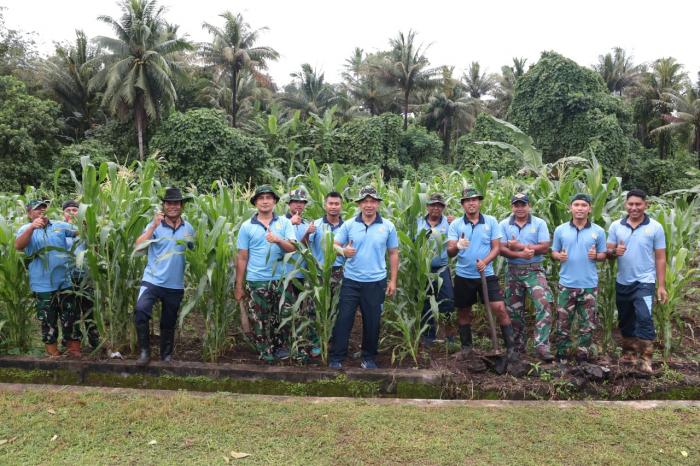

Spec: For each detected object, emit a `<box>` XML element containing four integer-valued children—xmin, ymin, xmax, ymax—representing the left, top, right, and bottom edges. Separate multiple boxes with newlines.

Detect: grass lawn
<box><xmin>0</xmin><ymin>386</ymin><xmax>697</xmax><ymax>465</ymax></box>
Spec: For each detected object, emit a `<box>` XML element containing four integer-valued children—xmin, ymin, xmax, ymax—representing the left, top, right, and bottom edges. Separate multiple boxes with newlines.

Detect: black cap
<box><xmin>62</xmin><ymin>200</ymin><xmax>79</xmax><ymax>210</ymax></box>
<box><xmin>570</xmin><ymin>193</ymin><xmax>592</xmax><ymax>205</ymax></box>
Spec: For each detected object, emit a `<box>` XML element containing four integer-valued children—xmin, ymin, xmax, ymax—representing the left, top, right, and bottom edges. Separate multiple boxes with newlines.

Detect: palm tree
<box><xmin>490</xmin><ymin>57</ymin><xmax>527</xmax><ymax>118</ymax></box>
<box><xmin>278</xmin><ymin>64</ymin><xmax>339</xmax><ymax>118</ymax></box>
<box><xmin>90</xmin><ymin>0</ymin><xmax>192</xmax><ymax>160</ymax></box>
<box><xmin>645</xmin><ymin>57</ymin><xmax>688</xmax><ymax>157</ymax></box>
<box><xmin>201</xmin><ymin>69</ymin><xmax>273</xmax><ymax>126</ymax></box>
<box><xmin>342</xmin><ymin>49</ymin><xmax>396</xmax><ymax>116</ymax></box>
<box><xmin>200</xmin><ymin>11</ymin><xmax>278</xmax><ymax>128</ymax></box>
<box><xmin>462</xmin><ymin>61</ymin><xmax>497</xmax><ymax>99</ymax></box>
<box><xmin>651</xmin><ymin>88</ymin><xmax>700</xmax><ymax>166</ymax></box>
<box><xmin>376</xmin><ymin>30</ymin><xmax>439</xmax><ymax>130</ymax></box>
<box><xmin>41</xmin><ymin>30</ymin><xmax>103</xmax><ymax>139</ymax></box>
<box><xmin>594</xmin><ymin>47</ymin><xmax>640</xmax><ymax>95</ymax></box>
<box><xmin>423</xmin><ymin>66</ymin><xmax>479</xmax><ymax>162</ymax></box>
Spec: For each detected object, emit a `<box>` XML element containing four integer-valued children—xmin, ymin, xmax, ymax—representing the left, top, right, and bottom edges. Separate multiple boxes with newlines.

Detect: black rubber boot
<box><xmin>458</xmin><ymin>324</ymin><xmax>473</xmax><ymax>350</ymax></box>
<box><xmin>501</xmin><ymin>325</ymin><xmax>518</xmax><ymax>362</ymax></box>
<box><xmin>136</xmin><ymin>323</ymin><xmax>151</xmax><ymax>366</ymax></box>
<box><xmin>160</xmin><ymin>328</ymin><xmax>175</xmax><ymax>362</ymax></box>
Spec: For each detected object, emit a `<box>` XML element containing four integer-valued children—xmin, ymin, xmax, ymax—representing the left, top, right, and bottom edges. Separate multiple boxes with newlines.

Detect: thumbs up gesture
<box><xmin>457</xmin><ymin>232</ymin><xmax>470</xmax><ymax>250</ymax></box>
<box><xmin>522</xmin><ymin>244</ymin><xmax>535</xmax><ymax>259</ymax></box>
<box><xmin>588</xmin><ymin>244</ymin><xmax>597</xmax><ymax>260</ymax></box>
<box><xmin>615</xmin><ymin>239</ymin><xmax>626</xmax><ymax>257</ymax></box>
<box><xmin>265</xmin><ymin>228</ymin><xmax>280</xmax><ymax>244</ymax></box>
<box><xmin>290</xmin><ymin>212</ymin><xmax>302</xmax><ymax>225</ymax></box>
<box><xmin>557</xmin><ymin>247</ymin><xmax>568</xmax><ymax>262</ymax></box>
<box><xmin>307</xmin><ymin>222</ymin><xmax>316</xmax><ymax>235</ymax></box>
<box><xmin>343</xmin><ymin>240</ymin><xmax>357</xmax><ymax>258</ymax></box>
<box><xmin>507</xmin><ymin>233</ymin><xmax>522</xmax><ymax>251</ymax></box>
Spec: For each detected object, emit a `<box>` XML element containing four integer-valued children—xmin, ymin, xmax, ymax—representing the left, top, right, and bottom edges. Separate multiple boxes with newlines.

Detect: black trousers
<box><xmin>134</xmin><ymin>281</ymin><xmax>184</xmax><ymax>330</ymax></box>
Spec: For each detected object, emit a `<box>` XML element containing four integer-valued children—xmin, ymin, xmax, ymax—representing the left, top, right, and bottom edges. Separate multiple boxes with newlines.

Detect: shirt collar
<box><xmin>621</xmin><ymin>214</ymin><xmax>650</xmax><ymax>228</ymax></box>
<box><xmin>569</xmin><ymin>219</ymin><xmax>592</xmax><ymax>230</ymax></box>
<box><xmin>423</xmin><ymin>214</ymin><xmax>446</xmax><ymax>226</ymax></box>
<box><xmin>463</xmin><ymin>213</ymin><xmax>485</xmax><ymax>226</ymax></box>
<box><xmin>251</xmin><ymin>213</ymin><xmax>279</xmax><ymax>227</ymax></box>
<box><xmin>160</xmin><ymin>218</ymin><xmax>185</xmax><ymax>232</ymax></box>
<box><xmin>322</xmin><ymin>215</ymin><xmax>343</xmax><ymax>226</ymax></box>
<box><xmin>508</xmin><ymin>214</ymin><xmax>532</xmax><ymax>225</ymax></box>
<box><xmin>355</xmin><ymin>213</ymin><xmax>383</xmax><ymax>225</ymax></box>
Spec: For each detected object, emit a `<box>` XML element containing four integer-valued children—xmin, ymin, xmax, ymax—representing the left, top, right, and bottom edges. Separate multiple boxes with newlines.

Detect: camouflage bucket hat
<box><xmin>460</xmin><ymin>188</ymin><xmax>483</xmax><ymax>202</ymax></box>
<box><xmin>26</xmin><ymin>199</ymin><xmax>50</xmax><ymax>211</ymax></box>
<box><xmin>427</xmin><ymin>193</ymin><xmax>446</xmax><ymax>206</ymax></box>
<box><xmin>354</xmin><ymin>185</ymin><xmax>382</xmax><ymax>202</ymax></box>
<box><xmin>250</xmin><ymin>185</ymin><xmax>280</xmax><ymax>205</ymax></box>
<box><xmin>288</xmin><ymin>188</ymin><xmax>309</xmax><ymax>203</ymax></box>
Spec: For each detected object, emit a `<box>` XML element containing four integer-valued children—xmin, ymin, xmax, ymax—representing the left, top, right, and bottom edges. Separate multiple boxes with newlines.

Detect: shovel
<box><xmin>478</xmin><ymin>264</ymin><xmax>510</xmax><ymax>374</ymax></box>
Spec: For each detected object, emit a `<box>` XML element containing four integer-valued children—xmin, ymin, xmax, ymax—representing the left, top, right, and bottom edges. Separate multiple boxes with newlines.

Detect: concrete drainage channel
<box><xmin>0</xmin><ymin>356</ymin><xmax>698</xmax><ymax>400</ymax></box>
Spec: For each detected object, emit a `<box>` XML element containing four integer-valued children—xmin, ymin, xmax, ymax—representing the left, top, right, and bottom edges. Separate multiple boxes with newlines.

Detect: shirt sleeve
<box><xmin>552</xmin><ymin>227</ymin><xmax>562</xmax><ymax>252</ymax></box>
<box><xmin>537</xmin><ymin>220</ymin><xmax>550</xmax><ymax>243</ymax></box>
<box><xmin>283</xmin><ymin>219</ymin><xmax>296</xmax><ymax>241</ymax></box>
<box><xmin>607</xmin><ymin>223</ymin><xmax>618</xmax><ymax>245</ymax></box>
<box><xmin>236</xmin><ymin>224</ymin><xmax>250</xmax><ymax>250</ymax></box>
<box><xmin>498</xmin><ymin>220</ymin><xmax>508</xmax><ymax>244</ymax></box>
<box><xmin>490</xmin><ymin>218</ymin><xmax>503</xmax><ymax>241</ymax></box>
<box><xmin>653</xmin><ymin>224</ymin><xmax>666</xmax><ymax>250</ymax></box>
<box><xmin>334</xmin><ymin>222</ymin><xmax>349</xmax><ymax>245</ymax></box>
<box><xmin>387</xmin><ymin>223</ymin><xmax>399</xmax><ymax>249</ymax></box>
<box><xmin>447</xmin><ymin>220</ymin><xmax>459</xmax><ymax>241</ymax></box>
<box><xmin>596</xmin><ymin>227</ymin><xmax>607</xmax><ymax>252</ymax></box>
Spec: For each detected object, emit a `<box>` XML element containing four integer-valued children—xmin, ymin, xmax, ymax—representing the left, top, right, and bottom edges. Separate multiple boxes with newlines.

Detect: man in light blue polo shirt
<box><xmin>499</xmin><ymin>192</ymin><xmax>554</xmax><ymax>362</ymax></box>
<box><xmin>551</xmin><ymin>193</ymin><xmax>607</xmax><ymax>362</ymax></box>
<box><xmin>447</xmin><ymin>188</ymin><xmax>517</xmax><ymax>361</ymax></box>
<box><xmin>133</xmin><ymin>188</ymin><xmax>195</xmax><ymax>365</ymax></box>
<box><xmin>235</xmin><ymin>185</ymin><xmax>297</xmax><ymax>363</ymax></box>
<box><xmin>15</xmin><ymin>199</ymin><xmax>80</xmax><ymax>358</ymax></box>
<box><xmin>607</xmin><ymin>189</ymin><xmax>667</xmax><ymax>373</ymax></box>
<box><xmin>308</xmin><ymin>191</ymin><xmax>345</xmax><ymax>290</ymax></box>
<box><xmin>416</xmin><ymin>193</ymin><xmax>454</xmax><ymax>346</ymax></box>
<box><xmin>329</xmin><ymin>186</ymin><xmax>399</xmax><ymax>369</ymax></box>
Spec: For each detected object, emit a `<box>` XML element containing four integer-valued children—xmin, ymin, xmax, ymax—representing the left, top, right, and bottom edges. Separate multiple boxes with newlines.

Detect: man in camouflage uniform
<box><xmin>235</xmin><ymin>185</ymin><xmax>297</xmax><ymax>363</ymax></box>
<box><xmin>62</xmin><ymin>200</ymin><xmax>101</xmax><ymax>351</ymax></box>
<box><xmin>15</xmin><ymin>200</ymin><xmax>81</xmax><ymax>357</ymax></box>
<box><xmin>499</xmin><ymin>193</ymin><xmax>554</xmax><ymax>362</ymax></box>
<box><xmin>551</xmin><ymin>194</ymin><xmax>607</xmax><ymax>362</ymax></box>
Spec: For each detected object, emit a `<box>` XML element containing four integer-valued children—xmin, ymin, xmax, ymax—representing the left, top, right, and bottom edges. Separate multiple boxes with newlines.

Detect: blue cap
<box><xmin>511</xmin><ymin>193</ymin><xmax>529</xmax><ymax>204</ymax></box>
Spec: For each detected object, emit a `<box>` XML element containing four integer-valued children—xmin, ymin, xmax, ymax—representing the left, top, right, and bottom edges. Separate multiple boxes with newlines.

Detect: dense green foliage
<box><xmin>0</xmin><ymin>75</ymin><xmax>61</xmax><ymax>191</ymax></box>
<box><xmin>455</xmin><ymin>113</ymin><xmax>523</xmax><ymax>176</ymax></box>
<box><xmin>151</xmin><ymin>108</ymin><xmax>270</xmax><ymax>187</ymax></box>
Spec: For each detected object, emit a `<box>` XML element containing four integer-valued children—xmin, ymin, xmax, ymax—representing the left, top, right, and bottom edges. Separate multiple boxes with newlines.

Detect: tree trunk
<box><xmin>403</xmin><ymin>90</ymin><xmax>409</xmax><ymax>131</ymax></box>
<box><xmin>696</xmin><ymin>126</ymin><xmax>700</xmax><ymax>169</ymax></box>
<box><xmin>231</xmin><ymin>68</ymin><xmax>239</xmax><ymax>128</ymax></box>
<box><xmin>135</xmin><ymin>95</ymin><xmax>145</xmax><ymax>161</ymax></box>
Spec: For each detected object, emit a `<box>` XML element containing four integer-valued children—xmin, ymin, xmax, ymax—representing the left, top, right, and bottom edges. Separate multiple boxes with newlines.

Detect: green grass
<box><xmin>0</xmin><ymin>388</ymin><xmax>697</xmax><ymax>464</ymax></box>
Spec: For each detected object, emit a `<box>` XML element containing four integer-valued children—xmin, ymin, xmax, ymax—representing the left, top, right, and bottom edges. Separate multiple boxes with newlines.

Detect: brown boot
<box><xmin>638</xmin><ymin>340</ymin><xmax>654</xmax><ymax>374</ymax></box>
<box><xmin>619</xmin><ymin>337</ymin><xmax>639</xmax><ymax>365</ymax></box>
<box><xmin>45</xmin><ymin>343</ymin><xmax>62</xmax><ymax>358</ymax></box>
<box><xmin>65</xmin><ymin>340</ymin><xmax>82</xmax><ymax>359</ymax></box>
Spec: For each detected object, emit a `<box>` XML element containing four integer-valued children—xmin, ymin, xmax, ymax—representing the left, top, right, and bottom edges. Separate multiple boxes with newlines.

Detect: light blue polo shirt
<box><xmin>499</xmin><ymin>214</ymin><xmax>550</xmax><ymax>265</ymax></box>
<box><xmin>284</xmin><ymin>213</ymin><xmax>310</xmax><ymax>279</ymax></box>
<box><xmin>447</xmin><ymin>214</ymin><xmax>502</xmax><ymax>278</ymax></box>
<box><xmin>64</xmin><ymin>223</ymin><xmax>86</xmax><ymax>275</ymax></box>
<box><xmin>552</xmin><ymin>220</ymin><xmax>607</xmax><ymax>288</ymax></box>
<box><xmin>416</xmin><ymin>215</ymin><xmax>449</xmax><ymax>268</ymax></box>
<box><xmin>608</xmin><ymin>215</ymin><xmax>665</xmax><ymax>285</ymax></box>
<box><xmin>141</xmin><ymin>220</ymin><xmax>195</xmax><ymax>289</ymax></box>
<box><xmin>237</xmin><ymin>214</ymin><xmax>296</xmax><ymax>282</ymax></box>
<box><xmin>309</xmin><ymin>216</ymin><xmax>345</xmax><ymax>268</ymax></box>
<box><xmin>16</xmin><ymin>221</ymin><xmax>75</xmax><ymax>292</ymax></box>
<box><xmin>334</xmin><ymin>213</ymin><xmax>399</xmax><ymax>282</ymax></box>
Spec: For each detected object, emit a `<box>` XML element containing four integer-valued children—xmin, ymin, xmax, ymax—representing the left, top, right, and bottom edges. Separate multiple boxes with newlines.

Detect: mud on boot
<box><xmin>136</xmin><ymin>322</ymin><xmax>151</xmax><ymax>366</ymax></box>
<box><xmin>619</xmin><ymin>337</ymin><xmax>639</xmax><ymax>365</ymax></box>
<box><xmin>638</xmin><ymin>339</ymin><xmax>654</xmax><ymax>374</ymax></box>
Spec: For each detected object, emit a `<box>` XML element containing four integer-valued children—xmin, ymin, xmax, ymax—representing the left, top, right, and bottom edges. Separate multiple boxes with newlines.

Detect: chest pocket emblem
<box><xmin>378</xmin><ymin>226</ymin><xmax>385</xmax><ymax>233</ymax></box>
<box><xmin>591</xmin><ymin>232</ymin><xmax>598</xmax><ymax>240</ymax></box>
<box><xmin>644</xmin><ymin>226</ymin><xmax>653</xmax><ymax>235</ymax></box>
<box><xmin>529</xmin><ymin>227</ymin><xmax>536</xmax><ymax>234</ymax></box>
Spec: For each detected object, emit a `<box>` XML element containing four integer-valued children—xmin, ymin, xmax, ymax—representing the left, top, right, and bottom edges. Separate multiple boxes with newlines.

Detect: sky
<box><xmin>3</xmin><ymin>0</ymin><xmax>699</xmax><ymax>87</ymax></box>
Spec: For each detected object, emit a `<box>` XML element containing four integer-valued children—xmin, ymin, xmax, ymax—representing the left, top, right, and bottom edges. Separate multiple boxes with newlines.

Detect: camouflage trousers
<box><xmin>246</xmin><ymin>280</ymin><xmax>297</xmax><ymax>363</ymax></box>
<box><xmin>71</xmin><ymin>273</ymin><xmax>101</xmax><ymax>348</ymax></box>
<box><xmin>505</xmin><ymin>264</ymin><xmax>553</xmax><ymax>352</ymax></box>
<box><xmin>34</xmin><ymin>289</ymin><xmax>81</xmax><ymax>344</ymax></box>
<box><xmin>554</xmin><ymin>285</ymin><xmax>598</xmax><ymax>357</ymax></box>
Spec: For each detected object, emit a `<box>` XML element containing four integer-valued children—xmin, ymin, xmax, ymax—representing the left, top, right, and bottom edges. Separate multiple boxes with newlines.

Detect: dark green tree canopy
<box><xmin>150</xmin><ymin>108</ymin><xmax>270</xmax><ymax>188</ymax></box>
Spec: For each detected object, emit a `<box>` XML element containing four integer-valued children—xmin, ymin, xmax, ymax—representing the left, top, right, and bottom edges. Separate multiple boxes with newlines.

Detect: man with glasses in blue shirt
<box><xmin>133</xmin><ymin>188</ymin><xmax>195</xmax><ymax>365</ymax></box>
<box><xmin>551</xmin><ymin>193</ymin><xmax>607</xmax><ymax>362</ymax></box>
<box><xmin>607</xmin><ymin>189</ymin><xmax>667</xmax><ymax>373</ymax></box>
<box><xmin>329</xmin><ymin>186</ymin><xmax>399</xmax><ymax>369</ymax></box>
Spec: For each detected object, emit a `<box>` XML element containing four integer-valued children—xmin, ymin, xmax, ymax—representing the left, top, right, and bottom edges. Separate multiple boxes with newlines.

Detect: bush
<box><xmin>454</xmin><ymin>113</ymin><xmax>524</xmax><ymax>176</ymax></box>
<box><xmin>629</xmin><ymin>154</ymin><xmax>698</xmax><ymax>195</ymax></box>
<box><xmin>398</xmin><ymin>125</ymin><xmax>443</xmax><ymax>168</ymax></box>
<box><xmin>151</xmin><ymin>108</ymin><xmax>271</xmax><ymax>189</ymax></box>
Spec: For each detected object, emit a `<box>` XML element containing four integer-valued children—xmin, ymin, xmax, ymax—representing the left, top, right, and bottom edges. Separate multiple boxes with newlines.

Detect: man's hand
<box><xmin>555</xmin><ymin>248</ymin><xmax>568</xmax><ymax>262</ymax></box>
<box><xmin>151</xmin><ymin>211</ymin><xmax>165</xmax><ymax>229</ymax></box>
<box><xmin>306</xmin><ymin>222</ymin><xmax>316</xmax><ymax>235</ymax></box>
<box><xmin>343</xmin><ymin>240</ymin><xmax>356</xmax><ymax>258</ymax></box>
<box><xmin>446</xmin><ymin>215</ymin><xmax>455</xmax><ymax>224</ymax></box>
<box><xmin>386</xmin><ymin>281</ymin><xmax>396</xmax><ymax>297</ymax></box>
<box><xmin>476</xmin><ymin>259</ymin><xmax>487</xmax><ymax>272</ymax></box>
<box><xmin>507</xmin><ymin>234</ymin><xmax>523</xmax><ymax>251</ymax></box>
<box><xmin>457</xmin><ymin>233</ymin><xmax>470</xmax><ymax>250</ymax></box>
<box><xmin>265</xmin><ymin>229</ymin><xmax>280</xmax><ymax>244</ymax></box>
<box><xmin>588</xmin><ymin>244</ymin><xmax>597</xmax><ymax>261</ymax></box>
<box><xmin>657</xmin><ymin>286</ymin><xmax>669</xmax><ymax>305</ymax></box>
<box><xmin>234</xmin><ymin>285</ymin><xmax>246</xmax><ymax>302</ymax></box>
<box><xmin>521</xmin><ymin>245</ymin><xmax>535</xmax><ymax>259</ymax></box>
<box><xmin>615</xmin><ymin>240</ymin><xmax>626</xmax><ymax>257</ymax></box>
<box><xmin>31</xmin><ymin>216</ymin><xmax>48</xmax><ymax>230</ymax></box>
<box><xmin>290</xmin><ymin>212</ymin><xmax>302</xmax><ymax>225</ymax></box>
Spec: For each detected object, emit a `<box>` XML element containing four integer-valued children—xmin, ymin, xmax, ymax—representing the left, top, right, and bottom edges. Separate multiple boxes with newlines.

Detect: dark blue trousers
<box><xmin>616</xmin><ymin>281</ymin><xmax>656</xmax><ymax>340</ymax></box>
<box><xmin>422</xmin><ymin>267</ymin><xmax>455</xmax><ymax>339</ymax></box>
<box><xmin>134</xmin><ymin>281</ymin><xmax>184</xmax><ymax>330</ymax></box>
<box><xmin>330</xmin><ymin>277</ymin><xmax>386</xmax><ymax>362</ymax></box>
